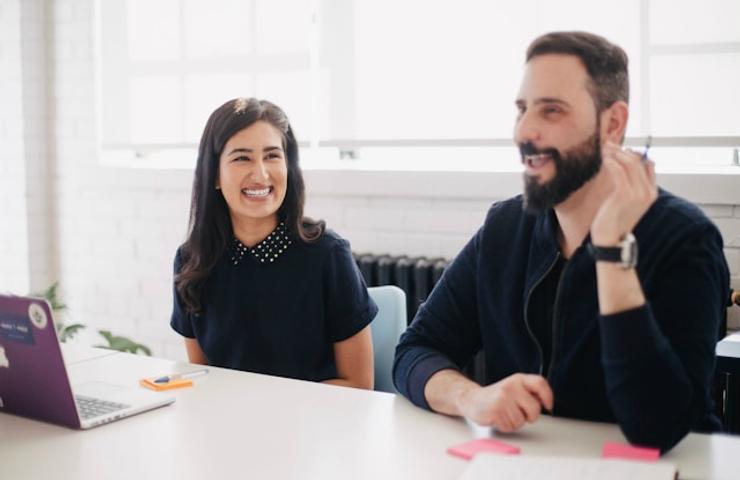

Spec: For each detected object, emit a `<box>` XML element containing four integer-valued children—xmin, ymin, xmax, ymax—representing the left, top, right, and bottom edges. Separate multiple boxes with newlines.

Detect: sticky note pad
<box><xmin>447</xmin><ymin>438</ymin><xmax>521</xmax><ymax>460</ymax></box>
<box><xmin>602</xmin><ymin>441</ymin><xmax>660</xmax><ymax>462</ymax></box>
<box><xmin>140</xmin><ymin>377</ymin><xmax>193</xmax><ymax>391</ymax></box>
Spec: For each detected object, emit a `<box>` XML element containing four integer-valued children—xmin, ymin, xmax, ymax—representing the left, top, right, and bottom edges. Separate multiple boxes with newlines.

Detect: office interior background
<box><xmin>1</xmin><ymin>0</ymin><xmax>739</xmax><ymax>360</ymax></box>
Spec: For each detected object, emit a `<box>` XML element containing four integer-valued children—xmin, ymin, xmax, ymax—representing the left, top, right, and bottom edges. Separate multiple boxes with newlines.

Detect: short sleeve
<box><xmin>170</xmin><ymin>249</ymin><xmax>196</xmax><ymax>338</ymax></box>
<box><xmin>323</xmin><ymin>239</ymin><xmax>378</xmax><ymax>342</ymax></box>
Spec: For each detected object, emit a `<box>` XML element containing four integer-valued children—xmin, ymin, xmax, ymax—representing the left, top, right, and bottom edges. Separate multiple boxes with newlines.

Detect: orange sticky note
<box><xmin>140</xmin><ymin>377</ymin><xmax>193</xmax><ymax>391</ymax></box>
<box><xmin>602</xmin><ymin>441</ymin><xmax>660</xmax><ymax>462</ymax></box>
<box><xmin>447</xmin><ymin>438</ymin><xmax>521</xmax><ymax>460</ymax></box>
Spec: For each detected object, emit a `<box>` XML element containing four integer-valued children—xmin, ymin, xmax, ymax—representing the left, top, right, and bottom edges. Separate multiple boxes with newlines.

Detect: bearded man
<box><xmin>393</xmin><ymin>31</ymin><xmax>729</xmax><ymax>453</ymax></box>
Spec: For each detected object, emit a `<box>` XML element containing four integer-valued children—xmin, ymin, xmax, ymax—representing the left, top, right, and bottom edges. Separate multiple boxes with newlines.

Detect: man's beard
<box><xmin>520</xmin><ymin>131</ymin><xmax>602</xmax><ymax>214</ymax></box>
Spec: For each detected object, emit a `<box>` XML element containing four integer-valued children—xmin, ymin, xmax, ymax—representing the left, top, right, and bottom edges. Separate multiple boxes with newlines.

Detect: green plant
<box><xmin>35</xmin><ymin>282</ymin><xmax>86</xmax><ymax>342</ymax></box>
<box><xmin>97</xmin><ymin>330</ymin><xmax>152</xmax><ymax>356</ymax></box>
<box><xmin>33</xmin><ymin>282</ymin><xmax>151</xmax><ymax>356</ymax></box>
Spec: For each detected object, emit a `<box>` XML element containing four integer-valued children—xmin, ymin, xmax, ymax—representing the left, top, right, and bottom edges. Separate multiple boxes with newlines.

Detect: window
<box><xmin>98</xmin><ymin>0</ymin><xmax>312</xmax><ymax>150</ymax></box>
<box><xmin>97</xmin><ymin>0</ymin><xmax>740</xmax><ymax>171</ymax></box>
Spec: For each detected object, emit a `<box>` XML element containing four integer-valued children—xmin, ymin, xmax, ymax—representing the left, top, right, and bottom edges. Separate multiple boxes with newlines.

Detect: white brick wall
<box><xmin>0</xmin><ymin>0</ymin><xmax>30</xmax><ymax>294</ymax></box>
<box><xmin>8</xmin><ymin>0</ymin><xmax>740</xmax><ymax>361</ymax></box>
<box><xmin>20</xmin><ymin>0</ymin><xmax>54</xmax><ymax>292</ymax></box>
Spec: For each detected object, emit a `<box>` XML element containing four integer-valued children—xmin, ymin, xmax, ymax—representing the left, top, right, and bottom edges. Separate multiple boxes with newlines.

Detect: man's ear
<box><xmin>600</xmin><ymin>101</ymin><xmax>629</xmax><ymax>144</ymax></box>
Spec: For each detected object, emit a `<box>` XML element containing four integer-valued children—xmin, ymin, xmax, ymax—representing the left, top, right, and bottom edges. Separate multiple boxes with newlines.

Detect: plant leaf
<box><xmin>97</xmin><ymin>330</ymin><xmax>151</xmax><ymax>356</ymax></box>
<box><xmin>32</xmin><ymin>281</ymin><xmax>68</xmax><ymax>312</ymax></box>
<box><xmin>59</xmin><ymin>323</ymin><xmax>86</xmax><ymax>343</ymax></box>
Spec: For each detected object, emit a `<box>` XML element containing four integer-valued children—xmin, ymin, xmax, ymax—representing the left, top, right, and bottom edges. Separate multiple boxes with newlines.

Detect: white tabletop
<box><xmin>1</xmin><ymin>348</ymin><xmax>739</xmax><ymax>480</ymax></box>
<box><xmin>717</xmin><ymin>332</ymin><xmax>740</xmax><ymax>359</ymax></box>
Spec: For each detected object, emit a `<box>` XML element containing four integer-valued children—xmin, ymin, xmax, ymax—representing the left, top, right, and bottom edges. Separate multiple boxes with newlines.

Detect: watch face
<box><xmin>620</xmin><ymin>233</ymin><xmax>638</xmax><ymax>268</ymax></box>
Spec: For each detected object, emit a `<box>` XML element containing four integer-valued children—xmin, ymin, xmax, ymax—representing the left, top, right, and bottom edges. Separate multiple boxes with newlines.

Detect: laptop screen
<box><xmin>0</xmin><ymin>295</ymin><xmax>80</xmax><ymax>428</ymax></box>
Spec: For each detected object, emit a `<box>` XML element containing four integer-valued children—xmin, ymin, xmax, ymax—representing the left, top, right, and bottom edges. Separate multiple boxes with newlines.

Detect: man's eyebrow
<box><xmin>533</xmin><ymin>97</ymin><xmax>571</xmax><ymax>107</ymax></box>
<box><xmin>515</xmin><ymin>97</ymin><xmax>571</xmax><ymax>108</ymax></box>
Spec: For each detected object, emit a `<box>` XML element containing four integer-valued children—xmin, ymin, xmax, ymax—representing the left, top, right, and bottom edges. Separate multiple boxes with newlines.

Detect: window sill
<box><xmin>303</xmin><ymin>168</ymin><xmax>740</xmax><ymax>205</ymax></box>
<box><xmin>94</xmin><ymin>152</ymin><xmax>740</xmax><ymax>206</ymax></box>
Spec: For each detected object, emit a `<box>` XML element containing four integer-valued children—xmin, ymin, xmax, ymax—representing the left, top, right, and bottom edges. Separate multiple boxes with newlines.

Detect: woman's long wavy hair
<box><xmin>176</xmin><ymin>98</ymin><xmax>325</xmax><ymax>314</ymax></box>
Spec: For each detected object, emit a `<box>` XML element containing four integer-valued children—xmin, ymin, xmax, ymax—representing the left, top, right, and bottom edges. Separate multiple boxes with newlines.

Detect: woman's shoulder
<box><xmin>300</xmin><ymin>228</ymin><xmax>351</xmax><ymax>253</ymax></box>
<box><xmin>173</xmin><ymin>244</ymin><xmax>186</xmax><ymax>271</ymax></box>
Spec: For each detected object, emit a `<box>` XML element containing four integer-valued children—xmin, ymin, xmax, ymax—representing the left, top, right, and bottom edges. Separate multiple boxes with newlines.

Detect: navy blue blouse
<box><xmin>170</xmin><ymin>228</ymin><xmax>377</xmax><ymax>382</ymax></box>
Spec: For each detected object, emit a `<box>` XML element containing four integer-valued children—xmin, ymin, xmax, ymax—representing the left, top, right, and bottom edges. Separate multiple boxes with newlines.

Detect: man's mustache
<box><xmin>519</xmin><ymin>142</ymin><xmax>561</xmax><ymax>160</ymax></box>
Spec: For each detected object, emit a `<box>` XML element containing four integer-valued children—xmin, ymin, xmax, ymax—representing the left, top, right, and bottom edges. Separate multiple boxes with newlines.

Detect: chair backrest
<box><xmin>368</xmin><ymin>286</ymin><xmax>407</xmax><ymax>393</ymax></box>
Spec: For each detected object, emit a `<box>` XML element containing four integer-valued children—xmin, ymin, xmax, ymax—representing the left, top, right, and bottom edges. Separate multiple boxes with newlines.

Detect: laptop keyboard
<box><xmin>75</xmin><ymin>395</ymin><xmax>130</xmax><ymax>420</ymax></box>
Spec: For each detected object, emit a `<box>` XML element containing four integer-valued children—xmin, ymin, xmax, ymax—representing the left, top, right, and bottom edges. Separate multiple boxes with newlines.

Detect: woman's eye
<box><xmin>234</xmin><ymin>156</ymin><xmax>249</xmax><ymax>162</ymax></box>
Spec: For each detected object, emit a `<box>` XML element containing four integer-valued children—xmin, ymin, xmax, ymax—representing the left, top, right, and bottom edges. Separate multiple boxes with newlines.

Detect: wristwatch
<box><xmin>588</xmin><ymin>232</ymin><xmax>638</xmax><ymax>269</ymax></box>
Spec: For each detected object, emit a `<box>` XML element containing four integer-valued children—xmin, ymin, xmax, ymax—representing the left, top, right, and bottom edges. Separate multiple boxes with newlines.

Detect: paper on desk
<box><xmin>457</xmin><ymin>453</ymin><xmax>677</xmax><ymax>480</ymax></box>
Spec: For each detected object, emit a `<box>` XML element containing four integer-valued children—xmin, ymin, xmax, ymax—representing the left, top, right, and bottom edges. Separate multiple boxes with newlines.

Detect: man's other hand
<box><xmin>457</xmin><ymin>373</ymin><xmax>554</xmax><ymax>432</ymax></box>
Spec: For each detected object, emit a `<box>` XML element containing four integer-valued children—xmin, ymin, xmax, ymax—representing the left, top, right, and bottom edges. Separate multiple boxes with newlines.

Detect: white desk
<box><xmin>1</xmin><ymin>348</ymin><xmax>739</xmax><ymax>480</ymax></box>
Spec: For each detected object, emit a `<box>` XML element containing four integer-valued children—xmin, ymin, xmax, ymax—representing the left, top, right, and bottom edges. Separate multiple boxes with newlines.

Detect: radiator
<box><xmin>354</xmin><ymin>253</ymin><xmax>449</xmax><ymax>325</ymax></box>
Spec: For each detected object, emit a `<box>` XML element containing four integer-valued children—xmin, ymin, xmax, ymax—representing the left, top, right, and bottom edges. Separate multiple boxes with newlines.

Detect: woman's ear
<box><xmin>600</xmin><ymin>100</ymin><xmax>629</xmax><ymax>144</ymax></box>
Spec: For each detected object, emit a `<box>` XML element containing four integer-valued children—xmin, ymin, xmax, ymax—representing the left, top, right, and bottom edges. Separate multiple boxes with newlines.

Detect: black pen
<box><xmin>641</xmin><ymin>135</ymin><xmax>652</xmax><ymax>163</ymax></box>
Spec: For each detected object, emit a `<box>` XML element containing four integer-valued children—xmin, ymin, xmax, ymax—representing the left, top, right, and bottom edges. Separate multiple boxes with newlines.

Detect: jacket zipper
<box><xmin>523</xmin><ymin>252</ymin><xmax>561</xmax><ymax>375</ymax></box>
<box><xmin>546</xmin><ymin>261</ymin><xmax>569</xmax><ymax>382</ymax></box>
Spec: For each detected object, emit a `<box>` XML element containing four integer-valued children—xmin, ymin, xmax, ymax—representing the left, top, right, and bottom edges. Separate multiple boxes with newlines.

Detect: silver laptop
<box><xmin>0</xmin><ymin>294</ymin><xmax>174</xmax><ymax>429</ymax></box>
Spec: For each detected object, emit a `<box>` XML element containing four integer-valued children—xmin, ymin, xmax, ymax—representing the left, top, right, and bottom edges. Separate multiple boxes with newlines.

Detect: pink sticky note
<box><xmin>602</xmin><ymin>441</ymin><xmax>660</xmax><ymax>462</ymax></box>
<box><xmin>447</xmin><ymin>438</ymin><xmax>521</xmax><ymax>460</ymax></box>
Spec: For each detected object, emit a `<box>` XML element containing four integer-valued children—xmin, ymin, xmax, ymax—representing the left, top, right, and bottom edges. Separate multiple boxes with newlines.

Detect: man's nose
<box><xmin>514</xmin><ymin>110</ymin><xmax>541</xmax><ymax>146</ymax></box>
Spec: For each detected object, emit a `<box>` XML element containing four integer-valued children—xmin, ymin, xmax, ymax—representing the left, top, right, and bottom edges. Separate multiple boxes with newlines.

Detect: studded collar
<box><xmin>229</xmin><ymin>221</ymin><xmax>293</xmax><ymax>266</ymax></box>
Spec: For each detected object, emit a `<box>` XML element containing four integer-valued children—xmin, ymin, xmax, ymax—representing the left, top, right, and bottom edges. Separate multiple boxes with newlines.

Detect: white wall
<box><xmin>7</xmin><ymin>0</ymin><xmax>740</xmax><ymax>360</ymax></box>
<box><xmin>0</xmin><ymin>0</ymin><xmax>31</xmax><ymax>294</ymax></box>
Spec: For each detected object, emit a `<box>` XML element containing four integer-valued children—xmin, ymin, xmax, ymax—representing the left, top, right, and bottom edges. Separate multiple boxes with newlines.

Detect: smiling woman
<box><xmin>170</xmin><ymin>98</ymin><xmax>378</xmax><ymax>390</ymax></box>
<box><xmin>217</xmin><ymin>119</ymin><xmax>289</xmax><ymax>246</ymax></box>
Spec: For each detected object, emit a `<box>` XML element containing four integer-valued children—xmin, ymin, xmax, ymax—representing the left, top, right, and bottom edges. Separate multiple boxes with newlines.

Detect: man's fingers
<box><xmin>492</xmin><ymin>410</ymin><xmax>513</xmax><ymax>432</ymax></box>
<box><xmin>603</xmin><ymin>154</ymin><xmax>630</xmax><ymax>193</ymax></box>
<box><xmin>612</xmin><ymin>146</ymin><xmax>656</xmax><ymax>196</ymax></box>
<box><xmin>646</xmin><ymin>160</ymin><xmax>657</xmax><ymax>189</ymax></box>
<box><xmin>521</xmin><ymin>375</ymin><xmax>554</xmax><ymax>411</ymax></box>
<box><xmin>507</xmin><ymin>402</ymin><xmax>527</xmax><ymax>429</ymax></box>
<box><xmin>612</xmin><ymin>148</ymin><xmax>646</xmax><ymax>189</ymax></box>
<box><xmin>516</xmin><ymin>391</ymin><xmax>543</xmax><ymax>423</ymax></box>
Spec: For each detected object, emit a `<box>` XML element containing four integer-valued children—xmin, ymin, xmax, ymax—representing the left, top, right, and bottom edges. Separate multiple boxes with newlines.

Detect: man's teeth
<box><xmin>242</xmin><ymin>187</ymin><xmax>271</xmax><ymax>197</ymax></box>
<box><xmin>525</xmin><ymin>154</ymin><xmax>551</xmax><ymax>168</ymax></box>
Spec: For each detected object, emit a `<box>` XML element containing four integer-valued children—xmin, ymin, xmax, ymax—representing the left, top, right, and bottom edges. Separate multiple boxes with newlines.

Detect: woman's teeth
<box><xmin>242</xmin><ymin>187</ymin><xmax>271</xmax><ymax>197</ymax></box>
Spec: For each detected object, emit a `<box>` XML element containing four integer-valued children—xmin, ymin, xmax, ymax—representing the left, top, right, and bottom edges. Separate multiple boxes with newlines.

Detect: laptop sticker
<box><xmin>0</xmin><ymin>314</ymin><xmax>36</xmax><ymax>345</ymax></box>
<box><xmin>28</xmin><ymin>302</ymin><xmax>48</xmax><ymax>329</ymax></box>
<box><xmin>0</xmin><ymin>344</ymin><xmax>8</xmax><ymax>368</ymax></box>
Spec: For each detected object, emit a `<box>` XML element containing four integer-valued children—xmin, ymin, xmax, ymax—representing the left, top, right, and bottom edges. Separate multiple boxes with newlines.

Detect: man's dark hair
<box><xmin>526</xmin><ymin>31</ymin><xmax>629</xmax><ymax>112</ymax></box>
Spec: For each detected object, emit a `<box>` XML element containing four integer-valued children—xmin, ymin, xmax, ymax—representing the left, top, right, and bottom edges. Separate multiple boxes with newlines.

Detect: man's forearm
<box><xmin>424</xmin><ymin>368</ymin><xmax>479</xmax><ymax>416</ymax></box>
<box><xmin>595</xmin><ymin>263</ymin><xmax>645</xmax><ymax>314</ymax></box>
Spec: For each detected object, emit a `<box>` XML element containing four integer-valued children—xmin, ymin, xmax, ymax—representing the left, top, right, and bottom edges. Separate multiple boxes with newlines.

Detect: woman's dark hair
<box><xmin>526</xmin><ymin>31</ymin><xmax>629</xmax><ymax>113</ymax></box>
<box><xmin>176</xmin><ymin>97</ymin><xmax>325</xmax><ymax>314</ymax></box>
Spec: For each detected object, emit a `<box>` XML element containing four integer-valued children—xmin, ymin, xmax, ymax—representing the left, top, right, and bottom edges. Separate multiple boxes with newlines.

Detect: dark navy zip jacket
<box><xmin>393</xmin><ymin>189</ymin><xmax>729</xmax><ymax>452</ymax></box>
